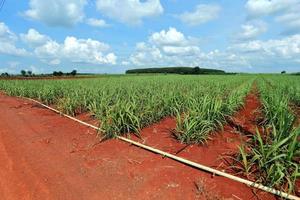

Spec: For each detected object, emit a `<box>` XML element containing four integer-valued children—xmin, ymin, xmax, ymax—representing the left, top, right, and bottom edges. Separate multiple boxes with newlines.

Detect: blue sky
<box><xmin>0</xmin><ymin>0</ymin><xmax>300</xmax><ymax>74</ymax></box>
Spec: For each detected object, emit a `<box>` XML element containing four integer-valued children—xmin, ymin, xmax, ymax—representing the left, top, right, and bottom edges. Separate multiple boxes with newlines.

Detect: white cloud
<box><xmin>231</xmin><ymin>34</ymin><xmax>300</xmax><ymax>59</ymax></box>
<box><xmin>128</xmin><ymin>28</ymin><xmax>218</xmax><ymax>67</ymax></box>
<box><xmin>0</xmin><ymin>43</ymin><xmax>29</xmax><ymax>57</ymax></box>
<box><xmin>237</xmin><ymin>21</ymin><xmax>267</xmax><ymax>40</ymax></box>
<box><xmin>20</xmin><ymin>28</ymin><xmax>50</xmax><ymax>47</ymax></box>
<box><xmin>245</xmin><ymin>0</ymin><xmax>296</xmax><ymax>18</ymax></box>
<box><xmin>149</xmin><ymin>27</ymin><xmax>187</xmax><ymax>46</ymax></box>
<box><xmin>126</xmin><ymin>27</ymin><xmax>300</xmax><ymax>72</ymax></box>
<box><xmin>35</xmin><ymin>40</ymin><xmax>60</xmax><ymax>58</ymax></box>
<box><xmin>231</xmin><ymin>41</ymin><xmax>263</xmax><ymax>53</ymax></box>
<box><xmin>226</xmin><ymin>34</ymin><xmax>300</xmax><ymax>72</ymax></box>
<box><xmin>149</xmin><ymin>28</ymin><xmax>201</xmax><ymax>56</ymax></box>
<box><xmin>34</xmin><ymin>36</ymin><xmax>117</xmax><ymax>65</ymax></box>
<box><xmin>196</xmin><ymin>50</ymin><xmax>253</xmax><ymax>70</ymax></box>
<box><xmin>275</xmin><ymin>4</ymin><xmax>300</xmax><ymax>34</ymax></box>
<box><xmin>0</xmin><ymin>22</ymin><xmax>28</xmax><ymax>56</ymax></box>
<box><xmin>24</xmin><ymin>0</ymin><xmax>87</xmax><ymax>27</ymax></box>
<box><xmin>96</xmin><ymin>0</ymin><xmax>163</xmax><ymax>25</ymax></box>
<box><xmin>178</xmin><ymin>4</ymin><xmax>221</xmax><ymax>26</ymax></box>
<box><xmin>86</xmin><ymin>18</ymin><xmax>109</xmax><ymax>27</ymax></box>
<box><xmin>128</xmin><ymin>40</ymin><xmax>251</xmax><ymax>70</ymax></box>
<box><xmin>129</xmin><ymin>43</ymin><xmax>162</xmax><ymax>66</ymax></box>
<box><xmin>1</xmin><ymin>22</ymin><xmax>116</xmax><ymax>65</ymax></box>
<box><xmin>246</xmin><ymin>0</ymin><xmax>300</xmax><ymax>34</ymax></box>
<box><xmin>162</xmin><ymin>46</ymin><xmax>200</xmax><ymax>56</ymax></box>
<box><xmin>0</xmin><ymin>22</ymin><xmax>17</xmax><ymax>41</ymax></box>
<box><xmin>62</xmin><ymin>36</ymin><xmax>115</xmax><ymax>64</ymax></box>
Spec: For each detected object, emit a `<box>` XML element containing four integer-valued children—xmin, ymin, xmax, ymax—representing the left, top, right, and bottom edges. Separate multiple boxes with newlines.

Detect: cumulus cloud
<box><xmin>161</xmin><ymin>46</ymin><xmax>200</xmax><ymax>56</ymax></box>
<box><xmin>0</xmin><ymin>22</ymin><xmax>28</xmax><ymax>56</ymax></box>
<box><xmin>34</xmin><ymin>36</ymin><xmax>117</xmax><ymax>65</ymax></box>
<box><xmin>129</xmin><ymin>39</ymin><xmax>251</xmax><ymax>70</ymax></box>
<box><xmin>86</xmin><ymin>18</ymin><xmax>109</xmax><ymax>27</ymax></box>
<box><xmin>0</xmin><ymin>43</ymin><xmax>29</xmax><ymax>57</ymax></box>
<box><xmin>125</xmin><ymin>27</ymin><xmax>300</xmax><ymax>72</ymax></box>
<box><xmin>128</xmin><ymin>27</ymin><xmax>236</xmax><ymax>68</ymax></box>
<box><xmin>0</xmin><ymin>22</ymin><xmax>17</xmax><ymax>41</ymax></box>
<box><xmin>147</xmin><ymin>27</ymin><xmax>200</xmax><ymax>56</ymax></box>
<box><xmin>1</xmin><ymin>22</ymin><xmax>116</xmax><ymax>65</ymax></box>
<box><xmin>149</xmin><ymin>27</ymin><xmax>200</xmax><ymax>56</ymax></box>
<box><xmin>195</xmin><ymin>50</ymin><xmax>253</xmax><ymax>70</ymax></box>
<box><xmin>246</xmin><ymin>0</ymin><xmax>300</xmax><ymax>34</ymax></box>
<box><xmin>24</xmin><ymin>0</ymin><xmax>87</xmax><ymax>27</ymax></box>
<box><xmin>236</xmin><ymin>21</ymin><xmax>267</xmax><ymax>40</ymax></box>
<box><xmin>149</xmin><ymin>27</ymin><xmax>187</xmax><ymax>46</ymax></box>
<box><xmin>227</xmin><ymin>34</ymin><xmax>300</xmax><ymax>72</ymax></box>
<box><xmin>96</xmin><ymin>0</ymin><xmax>163</xmax><ymax>25</ymax></box>
<box><xmin>129</xmin><ymin>42</ymin><xmax>162</xmax><ymax>66</ymax></box>
<box><xmin>275</xmin><ymin>4</ymin><xmax>300</xmax><ymax>34</ymax></box>
<box><xmin>246</xmin><ymin>0</ymin><xmax>295</xmax><ymax>18</ymax></box>
<box><xmin>20</xmin><ymin>28</ymin><xmax>50</xmax><ymax>47</ymax></box>
<box><xmin>178</xmin><ymin>4</ymin><xmax>221</xmax><ymax>26</ymax></box>
<box><xmin>230</xmin><ymin>34</ymin><xmax>300</xmax><ymax>58</ymax></box>
<box><xmin>35</xmin><ymin>40</ymin><xmax>61</xmax><ymax>58</ymax></box>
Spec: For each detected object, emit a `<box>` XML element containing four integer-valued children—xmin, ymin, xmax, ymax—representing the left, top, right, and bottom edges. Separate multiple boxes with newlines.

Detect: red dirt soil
<box><xmin>0</xmin><ymin>92</ymin><xmax>277</xmax><ymax>200</ymax></box>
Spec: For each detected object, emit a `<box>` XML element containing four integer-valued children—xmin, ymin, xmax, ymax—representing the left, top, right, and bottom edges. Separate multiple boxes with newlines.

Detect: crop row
<box><xmin>237</xmin><ymin>76</ymin><xmax>300</xmax><ymax>194</ymax></box>
<box><xmin>0</xmin><ymin>75</ymin><xmax>253</xmax><ymax>143</ymax></box>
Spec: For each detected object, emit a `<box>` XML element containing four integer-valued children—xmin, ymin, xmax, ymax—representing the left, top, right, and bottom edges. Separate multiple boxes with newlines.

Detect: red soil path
<box><xmin>0</xmin><ymin>92</ymin><xmax>276</xmax><ymax>200</ymax></box>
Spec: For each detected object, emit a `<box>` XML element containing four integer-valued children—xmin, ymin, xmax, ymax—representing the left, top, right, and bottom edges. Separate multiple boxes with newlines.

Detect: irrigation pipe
<box><xmin>25</xmin><ymin>97</ymin><xmax>299</xmax><ymax>200</ymax></box>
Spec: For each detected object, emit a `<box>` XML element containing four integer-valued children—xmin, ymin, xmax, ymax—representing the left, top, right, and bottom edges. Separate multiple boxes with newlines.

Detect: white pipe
<box><xmin>25</xmin><ymin>97</ymin><xmax>300</xmax><ymax>200</ymax></box>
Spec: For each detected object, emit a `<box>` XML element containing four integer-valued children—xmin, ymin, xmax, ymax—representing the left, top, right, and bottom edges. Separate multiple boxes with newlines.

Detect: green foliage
<box><xmin>1</xmin><ymin>72</ymin><xmax>9</xmax><ymax>77</ymax></box>
<box><xmin>20</xmin><ymin>70</ymin><xmax>26</xmax><ymax>76</ymax></box>
<box><xmin>70</xmin><ymin>70</ymin><xmax>77</xmax><ymax>76</ymax></box>
<box><xmin>173</xmin><ymin>80</ymin><xmax>252</xmax><ymax>144</ymax></box>
<box><xmin>234</xmin><ymin>76</ymin><xmax>300</xmax><ymax>194</ymax></box>
<box><xmin>0</xmin><ymin>75</ymin><xmax>252</xmax><ymax>141</ymax></box>
<box><xmin>126</xmin><ymin>67</ymin><xmax>226</xmax><ymax>75</ymax></box>
<box><xmin>1</xmin><ymin>74</ymin><xmax>299</xmax><ymax>193</ymax></box>
<box><xmin>239</xmin><ymin>128</ymin><xmax>299</xmax><ymax>193</ymax></box>
<box><xmin>53</xmin><ymin>71</ymin><xmax>64</xmax><ymax>76</ymax></box>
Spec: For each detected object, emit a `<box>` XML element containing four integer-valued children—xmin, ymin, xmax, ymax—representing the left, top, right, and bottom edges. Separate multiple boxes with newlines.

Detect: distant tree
<box><xmin>21</xmin><ymin>70</ymin><xmax>26</xmax><ymax>76</ymax></box>
<box><xmin>53</xmin><ymin>71</ymin><xmax>63</xmax><ymax>76</ymax></box>
<box><xmin>281</xmin><ymin>71</ymin><xmax>286</xmax><ymax>74</ymax></box>
<box><xmin>1</xmin><ymin>72</ymin><xmax>9</xmax><ymax>77</ymax></box>
<box><xmin>70</xmin><ymin>70</ymin><xmax>77</xmax><ymax>76</ymax></box>
<box><xmin>193</xmin><ymin>66</ymin><xmax>200</xmax><ymax>74</ymax></box>
<box><xmin>27</xmin><ymin>70</ymin><xmax>32</xmax><ymax>76</ymax></box>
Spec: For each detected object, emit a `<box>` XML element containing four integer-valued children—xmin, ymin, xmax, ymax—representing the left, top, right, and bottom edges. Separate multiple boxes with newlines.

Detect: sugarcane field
<box><xmin>0</xmin><ymin>1</ymin><xmax>299</xmax><ymax>200</ymax></box>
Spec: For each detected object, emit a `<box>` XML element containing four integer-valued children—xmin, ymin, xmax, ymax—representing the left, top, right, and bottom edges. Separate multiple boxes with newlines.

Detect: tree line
<box><xmin>126</xmin><ymin>67</ymin><xmax>227</xmax><ymax>75</ymax></box>
<box><xmin>1</xmin><ymin>69</ymin><xmax>77</xmax><ymax>77</ymax></box>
